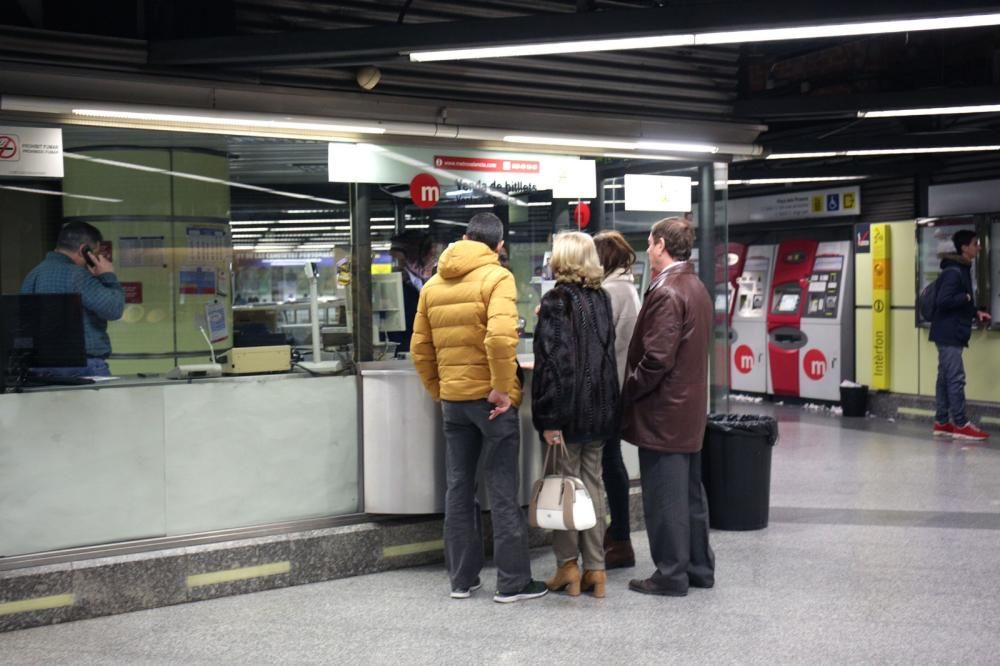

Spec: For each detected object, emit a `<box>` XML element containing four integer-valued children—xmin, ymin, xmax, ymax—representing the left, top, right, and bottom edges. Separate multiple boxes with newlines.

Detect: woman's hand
<box><xmin>543</xmin><ymin>429</ymin><xmax>564</xmax><ymax>447</ymax></box>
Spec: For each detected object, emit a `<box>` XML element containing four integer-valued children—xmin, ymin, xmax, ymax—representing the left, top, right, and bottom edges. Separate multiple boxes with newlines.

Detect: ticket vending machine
<box><xmin>730</xmin><ymin>245</ymin><xmax>776</xmax><ymax>393</ymax></box>
<box><xmin>767</xmin><ymin>239</ymin><xmax>819</xmax><ymax>397</ymax></box>
<box><xmin>714</xmin><ymin>243</ymin><xmax>747</xmax><ymax>388</ymax></box>
<box><xmin>798</xmin><ymin>241</ymin><xmax>854</xmax><ymax>401</ymax></box>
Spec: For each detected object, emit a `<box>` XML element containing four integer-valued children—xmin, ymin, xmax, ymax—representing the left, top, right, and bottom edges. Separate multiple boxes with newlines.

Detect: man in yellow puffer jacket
<box><xmin>412</xmin><ymin>213</ymin><xmax>547</xmax><ymax>604</ymax></box>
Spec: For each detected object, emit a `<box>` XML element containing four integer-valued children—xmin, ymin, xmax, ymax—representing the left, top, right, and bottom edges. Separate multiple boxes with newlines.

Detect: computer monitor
<box><xmin>1</xmin><ymin>294</ymin><xmax>88</xmax><ymax>391</ymax></box>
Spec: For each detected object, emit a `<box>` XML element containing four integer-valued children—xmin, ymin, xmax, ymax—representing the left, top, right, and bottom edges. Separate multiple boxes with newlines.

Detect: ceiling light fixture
<box><xmin>767</xmin><ymin>146</ymin><xmax>1000</xmax><ymax>159</ymax></box>
<box><xmin>698</xmin><ymin>176</ymin><xmax>867</xmax><ymax>186</ymax></box>
<box><xmin>71</xmin><ymin>108</ymin><xmax>386</xmax><ymax>135</ymax></box>
<box><xmin>408</xmin><ymin>12</ymin><xmax>1000</xmax><ymax>61</ymax></box>
<box><xmin>858</xmin><ymin>104</ymin><xmax>1000</xmax><ymax>118</ymax></box>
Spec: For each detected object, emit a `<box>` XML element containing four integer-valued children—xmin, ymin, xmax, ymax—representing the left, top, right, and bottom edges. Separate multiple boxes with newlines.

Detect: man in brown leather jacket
<box><xmin>622</xmin><ymin>217</ymin><xmax>715</xmax><ymax>597</ymax></box>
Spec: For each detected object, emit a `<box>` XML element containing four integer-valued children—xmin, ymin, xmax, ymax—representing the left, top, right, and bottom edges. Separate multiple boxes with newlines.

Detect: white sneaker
<box><xmin>450</xmin><ymin>578</ymin><xmax>482</xmax><ymax>599</ymax></box>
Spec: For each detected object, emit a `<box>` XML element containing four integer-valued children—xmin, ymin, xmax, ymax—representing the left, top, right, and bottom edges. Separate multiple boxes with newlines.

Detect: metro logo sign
<box><xmin>803</xmin><ymin>349</ymin><xmax>827</xmax><ymax>381</ymax></box>
<box><xmin>434</xmin><ymin>155</ymin><xmax>540</xmax><ymax>173</ymax></box>
<box><xmin>734</xmin><ymin>345</ymin><xmax>755</xmax><ymax>374</ymax></box>
<box><xmin>410</xmin><ymin>173</ymin><xmax>440</xmax><ymax>209</ymax></box>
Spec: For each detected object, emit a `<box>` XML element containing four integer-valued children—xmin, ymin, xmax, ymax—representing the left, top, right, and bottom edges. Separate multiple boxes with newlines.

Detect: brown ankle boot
<box><xmin>545</xmin><ymin>560</ymin><xmax>581</xmax><ymax>596</ymax></box>
<box><xmin>581</xmin><ymin>569</ymin><xmax>607</xmax><ymax>598</ymax></box>
<box><xmin>604</xmin><ymin>538</ymin><xmax>635</xmax><ymax>570</ymax></box>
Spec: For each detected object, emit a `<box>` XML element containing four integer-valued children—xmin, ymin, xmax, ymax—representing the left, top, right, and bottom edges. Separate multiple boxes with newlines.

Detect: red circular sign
<box><xmin>409</xmin><ymin>173</ymin><xmax>440</xmax><ymax>209</ymax></box>
<box><xmin>573</xmin><ymin>202</ymin><xmax>590</xmax><ymax>229</ymax></box>
<box><xmin>734</xmin><ymin>345</ymin><xmax>754</xmax><ymax>374</ymax></box>
<box><xmin>803</xmin><ymin>349</ymin><xmax>827</xmax><ymax>381</ymax></box>
<box><xmin>0</xmin><ymin>135</ymin><xmax>18</xmax><ymax>160</ymax></box>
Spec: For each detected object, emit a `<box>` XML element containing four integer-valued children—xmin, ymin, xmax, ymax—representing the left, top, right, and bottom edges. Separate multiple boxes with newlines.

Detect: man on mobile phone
<box><xmin>20</xmin><ymin>221</ymin><xmax>125</xmax><ymax>377</ymax></box>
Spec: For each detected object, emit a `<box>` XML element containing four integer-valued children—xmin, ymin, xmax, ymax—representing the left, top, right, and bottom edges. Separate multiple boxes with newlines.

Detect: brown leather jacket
<box><xmin>621</xmin><ymin>261</ymin><xmax>712</xmax><ymax>454</ymax></box>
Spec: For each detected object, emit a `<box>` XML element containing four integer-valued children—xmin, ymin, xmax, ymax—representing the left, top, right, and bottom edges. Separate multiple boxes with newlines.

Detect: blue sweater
<box><xmin>20</xmin><ymin>252</ymin><xmax>125</xmax><ymax>358</ymax></box>
<box><xmin>928</xmin><ymin>255</ymin><xmax>977</xmax><ymax>347</ymax></box>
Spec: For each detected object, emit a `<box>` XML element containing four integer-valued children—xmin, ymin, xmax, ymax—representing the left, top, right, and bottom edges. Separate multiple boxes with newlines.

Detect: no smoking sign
<box><xmin>0</xmin><ymin>135</ymin><xmax>19</xmax><ymax>161</ymax></box>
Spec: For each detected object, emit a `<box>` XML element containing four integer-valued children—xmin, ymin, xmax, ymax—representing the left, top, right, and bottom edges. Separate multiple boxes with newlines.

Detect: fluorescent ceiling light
<box><xmin>603</xmin><ymin>184</ymin><xmax>624</xmax><ymax>190</ymax></box>
<box><xmin>276</xmin><ymin>218</ymin><xmax>349</xmax><ymax>224</ymax></box>
<box><xmin>859</xmin><ymin>104</ymin><xmax>1000</xmax><ymax>119</ymax></box>
<box><xmin>409</xmin><ymin>34</ymin><xmax>693</xmax><ymax>61</ymax></box>
<box><xmin>370</xmin><ymin>217</ymin><xmax>396</xmax><ymax>222</ymax></box>
<box><xmin>228</xmin><ymin>226</ymin><xmax>269</xmax><ymax>232</ymax></box>
<box><xmin>0</xmin><ymin>185</ymin><xmax>123</xmax><ymax>203</ymax></box>
<box><xmin>603</xmin><ymin>152</ymin><xmax>694</xmax><ymax>161</ymax></box>
<box><xmin>768</xmin><ymin>146</ymin><xmax>1000</xmax><ymax>159</ymax></box>
<box><xmin>464</xmin><ymin>203</ymin><xmax>495</xmax><ymax>209</ymax></box>
<box><xmin>635</xmin><ymin>141</ymin><xmax>719</xmax><ymax>154</ymax></box>
<box><xmin>405</xmin><ymin>224</ymin><xmax>430</xmax><ymax>229</ymax></box>
<box><xmin>283</xmin><ymin>209</ymin><xmax>337</xmax><ymax>214</ymax></box>
<box><xmin>371</xmin><ymin>225</ymin><xmax>396</xmax><ymax>230</ymax></box>
<box><xmin>525</xmin><ymin>202</ymin><xmax>552</xmax><ymax>207</ymax></box>
<box><xmin>409</xmin><ymin>13</ymin><xmax>1000</xmax><ymax>62</ymax></box>
<box><xmin>695</xmin><ymin>176</ymin><xmax>867</xmax><ymax>186</ymax></box>
<box><xmin>71</xmin><ymin>108</ymin><xmax>386</xmax><ymax>135</ymax></box>
<box><xmin>230</xmin><ymin>220</ymin><xmax>270</xmax><ymax>226</ymax></box>
<box><xmin>433</xmin><ymin>219</ymin><xmax>469</xmax><ymax>227</ymax></box>
<box><xmin>269</xmin><ymin>226</ymin><xmax>335</xmax><ymax>231</ymax></box>
<box><xmin>446</xmin><ymin>190</ymin><xmax>473</xmax><ymax>197</ymax></box>
<box><xmin>504</xmin><ymin>135</ymin><xmax>636</xmax><ymax>151</ymax></box>
<box><xmin>696</xmin><ymin>13</ymin><xmax>1000</xmax><ymax>46</ymax></box>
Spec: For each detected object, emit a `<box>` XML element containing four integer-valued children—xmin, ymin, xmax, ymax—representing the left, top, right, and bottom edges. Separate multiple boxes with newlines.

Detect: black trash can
<box><xmin>840</xmin><ymin>384</ymin><xmax>869</xmax><ymax>417</ymax></box>
<box><xmin>701</xmin><ymin>414</ymin><xmax>779</xmax><ymax>531</ymax></box>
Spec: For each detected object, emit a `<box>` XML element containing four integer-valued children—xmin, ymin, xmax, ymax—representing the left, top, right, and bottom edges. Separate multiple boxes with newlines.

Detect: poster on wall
<box><xmin>328</xmin><ymin>143</ymin><xmax>596</xmax><ymax>199</ymax></box>
<box><xmin>0</xmin><ymin>127</ymin><xmax>63</xmax><ymax>178</ymax></box>
<box><xmin>725</xmin><ymin>185</ymin><xmax>862</xmax><ymax>224</ymax></box>
<box><xmin>623</xmin><ymin>174</ymin><xmax>692</xmax><ymax>212</ymax></box>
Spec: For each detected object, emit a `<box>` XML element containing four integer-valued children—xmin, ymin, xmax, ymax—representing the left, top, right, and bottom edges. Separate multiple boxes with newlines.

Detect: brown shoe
<box><xmin>581</xmin><ymin>569</ymin><xmax>607</xmax><ymax>598</ymax></box>
<box><xmin>545</xmin><ymin>560</ymin><xmax>581</xmax><ymax>596</ymax></box>
<box><xmin>604</xmin><ymin>538</ymin><xmax>635</xmax><ymax>570</ymax></box>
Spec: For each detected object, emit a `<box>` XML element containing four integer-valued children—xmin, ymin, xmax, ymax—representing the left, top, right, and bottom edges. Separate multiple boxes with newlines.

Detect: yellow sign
<box><xmin>871</xmin><ymin>223</ymin><xmax>891</xmax><ymax>390</ymax></box>
<box><xmin>811</xmin><ymin>196</ymin><xmax>823</xmax><ymax>213</ymax></box>
<box><xmin>844</xmin><ymin>192</ymin><xmax>856</xmax><ymax>210</ymax></box>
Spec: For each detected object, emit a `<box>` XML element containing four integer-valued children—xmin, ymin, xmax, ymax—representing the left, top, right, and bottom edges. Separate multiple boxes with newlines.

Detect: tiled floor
<box><xmin>3</xmin><ymin>407</ymin><xmax>1000</xmax><ymax>664</ymax></box>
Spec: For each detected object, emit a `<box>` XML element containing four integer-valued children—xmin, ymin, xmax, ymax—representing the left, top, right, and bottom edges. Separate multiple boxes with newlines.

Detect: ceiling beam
<box><xmin>149</xmin><ymin>1</ymin><xmax>1000</xmax><ymax>68</ymax></box>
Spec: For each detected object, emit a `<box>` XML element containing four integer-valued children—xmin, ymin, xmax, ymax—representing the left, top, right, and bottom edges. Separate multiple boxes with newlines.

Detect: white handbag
<box><xmin>528</xmin><ymin>442</ymin><xmax>598</xmax><ymax>532</ymax></box>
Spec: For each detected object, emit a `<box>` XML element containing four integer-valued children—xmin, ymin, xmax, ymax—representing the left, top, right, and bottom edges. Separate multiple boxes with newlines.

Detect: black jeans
<box><xmin>601</xmin><ymin>436</ymin><xmax>631</xmax><ymax>541</ymax></box>
<box><xmin>441</xmin><ymin>399</ymin><xmax>532</xmax><ymax>595</ymax></box>
<box><xmin>638</xmin><ymin>448</ymin><xmax>715</xmax><ymax>593</ymax></box>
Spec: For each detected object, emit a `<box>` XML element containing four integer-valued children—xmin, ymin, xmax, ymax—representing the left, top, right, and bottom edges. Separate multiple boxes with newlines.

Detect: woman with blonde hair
<box><xmin>532</xmin><ymin>231</ymin><xmax>619</xmax><ymax>598</ymax></box>
<box><xmin>593</xmin><ymin>230</ymin><xmax>642</xmax><ymax>569</ymax></box>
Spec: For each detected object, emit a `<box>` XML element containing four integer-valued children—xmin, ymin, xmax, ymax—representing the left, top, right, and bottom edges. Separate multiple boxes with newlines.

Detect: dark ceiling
<box><xmin>3</xmin><ymin>0</ymin><xmax>1000</xmax><ymax>195</ymax></box>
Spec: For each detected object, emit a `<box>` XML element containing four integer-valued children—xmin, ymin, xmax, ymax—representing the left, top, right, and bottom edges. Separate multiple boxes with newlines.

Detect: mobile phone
<box><xmin>81</xmin><ymin>246</ymin><xmax>97</xmax><ymax>268</ymax></box>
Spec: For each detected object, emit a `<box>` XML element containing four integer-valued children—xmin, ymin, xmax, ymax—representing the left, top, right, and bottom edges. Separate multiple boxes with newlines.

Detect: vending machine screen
<box><xmin>776</xmin><ymin>293</ymin><xmax>800</xmax><ymax>313</ymax></box>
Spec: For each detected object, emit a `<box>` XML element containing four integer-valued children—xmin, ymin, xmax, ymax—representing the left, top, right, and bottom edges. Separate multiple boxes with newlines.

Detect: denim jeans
<box><xmin>441</xmin><ymin>399</ymin><xmax>531</xmax><ymax>595</ymax></box>
<box><xmin>935</xmin><ymin>345</ymin><xmax>968</xmax><ymax>426</ymax></box>
<box><xmin>36</xmin><ymin>357</ymin><xmax>111</xmax><ymax>377</ymax></box>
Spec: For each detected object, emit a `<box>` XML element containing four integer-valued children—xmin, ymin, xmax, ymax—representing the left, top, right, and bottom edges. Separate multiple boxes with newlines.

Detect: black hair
<box><xmin>952</xmin><ymin>229</ymin><xmax>978</xmax><ymax>253</ymax></box>
<box><xmin>466</xmin><ymin>212</ymin><xmax>503</xmax><ymax>250</ymax></box>
<box><xmin>56</xmin><ymin>221</ymin><xmax>102</xmax><ymax>252</ymax></box>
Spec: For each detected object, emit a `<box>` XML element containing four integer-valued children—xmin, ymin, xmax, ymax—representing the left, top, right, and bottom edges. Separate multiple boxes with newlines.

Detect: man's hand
<box><xmin>976</xmin><ymin>310</ymin><xmax>992</xmax><ymax>323</ymax></box>
<box><xmin>542</xmin><ymin>429</ymin><xmax>564</xmax><ymax>447</ymax></box>
<box><xmin>88</xmin><ymin>253</ymin><xmax>115</xmax><ymax>277</ymax></box>
<box><xmin>486</xmin><ymin>389</ymin><xmax>511</xmax><ymax>420</ymax></box>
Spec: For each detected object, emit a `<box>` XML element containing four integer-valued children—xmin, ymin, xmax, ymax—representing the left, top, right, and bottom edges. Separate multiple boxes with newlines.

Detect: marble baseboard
<box><xmin>868</xmin><ymin>392</ymin><xmax>1000</xmax><ymax>424</ymax></box>
<box><xmin>1</xmin><ymin>494</ymin><xmax>652</xmax><ymax>633</ymax></box>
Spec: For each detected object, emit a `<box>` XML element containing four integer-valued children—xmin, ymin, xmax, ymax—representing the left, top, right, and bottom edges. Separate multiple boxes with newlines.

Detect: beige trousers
<box><xmin>548</xmin><ymin>439</ymin><xmax>607</xmax><ymax>570</ymax></box>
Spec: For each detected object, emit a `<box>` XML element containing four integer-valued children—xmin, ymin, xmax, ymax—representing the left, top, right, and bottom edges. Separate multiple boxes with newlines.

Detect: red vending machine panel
<box><xmin>766</xmin><ymin>239</ymin><xmax>818</xmax><ymax>397</ymax></box>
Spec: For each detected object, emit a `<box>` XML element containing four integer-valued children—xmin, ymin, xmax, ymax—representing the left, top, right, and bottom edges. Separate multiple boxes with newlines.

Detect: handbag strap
<box><xmin>542</xmin><ymin>439</ymin><xmax>570</xmax><ymax>476</ymax></box>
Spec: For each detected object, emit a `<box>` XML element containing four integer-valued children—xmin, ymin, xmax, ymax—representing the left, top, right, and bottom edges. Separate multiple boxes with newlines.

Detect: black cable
<box><xmin>398</xmin><ymin>0</ymin><xmax>415</xmax><ymax>24</ymax></box>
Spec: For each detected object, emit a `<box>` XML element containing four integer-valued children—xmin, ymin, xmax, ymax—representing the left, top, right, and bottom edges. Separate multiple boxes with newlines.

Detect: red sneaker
<box><xmin>932</xmin><ymin>422</ymin><xmax>955</xmax><ymax>437</ymax></box>
<box><xmin>952</xmin><ymin>422</ymin><xmax>990</xmax><ymax>441</ymax></box>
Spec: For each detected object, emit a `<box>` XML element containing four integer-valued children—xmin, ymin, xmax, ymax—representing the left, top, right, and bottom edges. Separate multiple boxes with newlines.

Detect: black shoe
<box><xmin>493</xmin><ymin>579</ymin><xmax>549</xmax><ymax>604</ymax></box>
<box><xmin>628</xmin><ymin>577</ymin><xmax>687</xmax><ymax>597</ymax></box>
<box><xmin>450</xmin><ymin>577</ymin><xmax>482</xmax><ymax>599</ymax></box>
<box><xmin>689</xmin><ymin>575</ymin><xmax>714</xmax><ymax>589</ymax></box>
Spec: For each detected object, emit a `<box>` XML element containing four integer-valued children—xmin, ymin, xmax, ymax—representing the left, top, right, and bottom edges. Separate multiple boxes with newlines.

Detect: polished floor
<box><xmin>3</xmin><ymin>406</ymin><xmax>1000</xmax><ymax>665</ymax></box>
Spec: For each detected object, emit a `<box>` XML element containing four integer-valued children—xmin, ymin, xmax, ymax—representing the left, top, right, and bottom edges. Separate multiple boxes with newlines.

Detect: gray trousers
<box><xmin>549</xmin><ymin>440</ymin><xmax>607</xmax><ymax>570</ymax></box>
<box><xmin>639</xmin><ymin>448</ymin><xmax>715</xmax><ymax>593</ymax></box>
<box><xmin>442</xmin><ymin>399</ymin><xmax>532</xmax><ymax>595</ymax></box>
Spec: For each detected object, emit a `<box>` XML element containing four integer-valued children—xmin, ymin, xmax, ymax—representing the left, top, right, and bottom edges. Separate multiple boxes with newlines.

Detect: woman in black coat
<box><xmin>533</xmin><ymin>231</ymin><xmax>619</xmax><ymax>598</ymax></box>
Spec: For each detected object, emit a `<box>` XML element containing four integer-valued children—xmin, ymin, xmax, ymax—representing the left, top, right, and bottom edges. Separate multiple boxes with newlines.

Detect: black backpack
<box><xmin>918</xmin><ymin>265</ymin><xmax>960</xmax><ymax>321</ymax></box>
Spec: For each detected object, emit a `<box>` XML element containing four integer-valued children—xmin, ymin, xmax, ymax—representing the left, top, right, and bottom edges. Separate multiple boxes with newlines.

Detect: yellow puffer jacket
<box><xmin>411</xmin><ymin>240</ymin><xmax>522</xmax><ymax>406</ymax></box>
